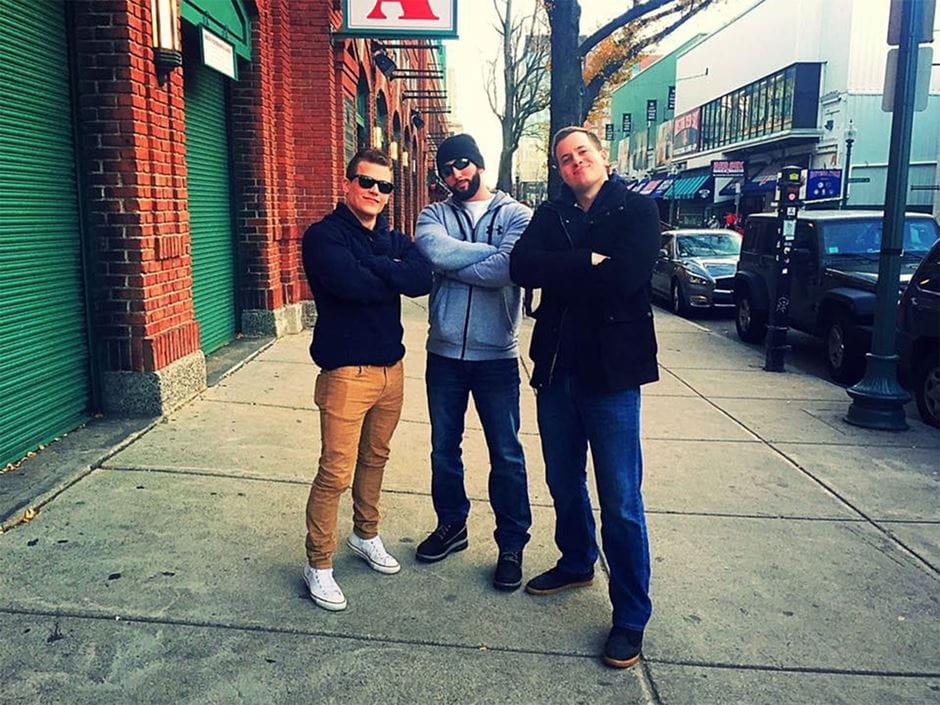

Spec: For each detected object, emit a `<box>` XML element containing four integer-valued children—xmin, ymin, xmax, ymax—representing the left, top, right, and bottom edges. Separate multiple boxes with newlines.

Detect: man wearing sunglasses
<box><xmin>300</xmin><ymin>148</ymin><xmax>432</xmax><ymax>612</ymax></box>
<box><xmin>413</xmin><ymin>133</ymin><xmax>533</xmax><ymax>593</ymax></box>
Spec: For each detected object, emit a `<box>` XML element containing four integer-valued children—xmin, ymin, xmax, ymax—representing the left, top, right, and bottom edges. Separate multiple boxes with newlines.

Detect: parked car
<box><xmin>897</xmin><ymin>238</ymin><xmax>940</xmax><ymax>427</ymax></box>
<box><xmin>651</xmin><ymin>229</ymin><xmax>742</xmax><ymax>316</ymax></box>
<box><xmin>734</xmin><ymin>210</ymin><xmax>939</xmax><ymax>383</ymax></box>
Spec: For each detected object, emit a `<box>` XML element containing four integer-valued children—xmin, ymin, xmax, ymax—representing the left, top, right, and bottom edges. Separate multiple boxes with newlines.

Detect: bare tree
<box><xmin>486</xmin><ymin>0</ymin><xmax>551</xmax><ymax>193</ymax></box>
<box><xmin>544</xmin><ymin>0</ymin><xmax>717</xmax><ymax>194</ymax></box>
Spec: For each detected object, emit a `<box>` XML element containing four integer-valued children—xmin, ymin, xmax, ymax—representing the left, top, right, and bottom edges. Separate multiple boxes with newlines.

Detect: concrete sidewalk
<box><xmin>1</xmin><ymin>298</ymin><xmax>938</xmax><ymax>705</ymax></box>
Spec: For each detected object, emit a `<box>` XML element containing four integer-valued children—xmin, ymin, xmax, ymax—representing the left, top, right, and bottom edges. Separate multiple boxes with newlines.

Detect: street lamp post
<box><xmin>841</xmin><ymin>120</ymin><xmax>856</xmax><ymax>209</ymax></box>
<box><xmin>844</xmin><ymin>0</ymin><xmax>925</xmax><ymax>430</ymax></box>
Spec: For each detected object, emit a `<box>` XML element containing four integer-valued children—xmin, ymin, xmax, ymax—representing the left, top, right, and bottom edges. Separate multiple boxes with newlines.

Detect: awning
<box><xmin>742</xmin><ymin>164</ymin><xmax>781</xmax><ymax>193</ymax></box>
<box><xmin>667</xmin><ymin>174</ymin><xmax>711</xmax><ymax>200</ymax></box>
<box><xmin>649</xmin><ymin>178</ymin><xmax>675</xmax><ymax>199</ymax></box>
<box><xmin>638</xmin><ymin>179</ymin><xmax>662</xmax><ymax>196</ymax></box>
<box><xmin>630</xmin><ymin>178</ymin><xmax>649</xmax><ymax>193</ymax></box>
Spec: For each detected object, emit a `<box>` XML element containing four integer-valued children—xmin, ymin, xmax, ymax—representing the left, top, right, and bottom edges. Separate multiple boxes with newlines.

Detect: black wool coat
<box><xmin>509</xmin><ymin>178</ymin><xmax>661</xmax><ymax>391</ymax></box>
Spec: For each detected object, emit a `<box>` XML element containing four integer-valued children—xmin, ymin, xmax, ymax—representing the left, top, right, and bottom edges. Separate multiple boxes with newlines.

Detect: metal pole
<box><xmin>841</xmin><ymin>136</ymin><xmax>854</xmax><ymax>209</ymax></box>
<box><xmin>734</xmin><ymin>182</ymin><xmax>741</xmax><ymax>221</ymax></box>
<box><xmin>844</xmin><ymin>0</ymin><xmax>921</xmax><ymax>430</ymax></box>
<box><xmin>764</xmin><ymin>167</ymin><xmax>803</xmax><ymax>372</ymax></box>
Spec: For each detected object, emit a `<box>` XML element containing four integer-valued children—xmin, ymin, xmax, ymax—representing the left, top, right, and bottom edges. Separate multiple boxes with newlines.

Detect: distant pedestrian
<box><xmin>413</xmin><ymin>133</ymin><xmax>533</xmax><ymax>592</ymax></box>
<box><xmin>509</xmin><ymin>126</ymin><xmax>661</xmax><ymax>668</ymax></box>
<box><xmin>300</xmin><ymin>148</ymin><xmax>432</xmax><ymax>612</ymax></box>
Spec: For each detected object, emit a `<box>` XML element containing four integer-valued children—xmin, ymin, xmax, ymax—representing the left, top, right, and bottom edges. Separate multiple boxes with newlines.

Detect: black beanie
<box><xmin>436</xmin><ymin>133</ymin><xmax>485</xmax><ymax>174</ymax></box>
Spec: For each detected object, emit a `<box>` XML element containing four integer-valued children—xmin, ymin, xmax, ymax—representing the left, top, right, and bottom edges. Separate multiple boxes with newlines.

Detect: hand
<box><xmin>591</xmin><ymin>252</ymin><xmax>609</xmax><ymax>266</ymax></box>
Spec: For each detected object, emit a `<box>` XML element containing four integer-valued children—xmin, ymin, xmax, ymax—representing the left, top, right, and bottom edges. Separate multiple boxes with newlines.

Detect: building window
<box><xmin>697</xmin><ymin>63</ymin><xmax>817</xmax><ymax>151</ymax></box>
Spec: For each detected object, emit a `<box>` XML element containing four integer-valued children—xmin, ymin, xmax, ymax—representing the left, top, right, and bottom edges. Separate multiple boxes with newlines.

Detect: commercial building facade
<box><xmin>610</xmin><ymin>0</ymin><xmax>939</xmax><ymax>226</ymax></box>
<box><xmin>0</xmin><ymin>0</ymin><xmax>448</xmax><ymax>468</ymax></box>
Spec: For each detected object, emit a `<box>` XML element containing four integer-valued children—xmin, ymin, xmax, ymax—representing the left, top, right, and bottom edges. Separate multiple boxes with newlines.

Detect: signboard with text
<box><xmin>711</xmin><ymin>159</ymin><xmax>746</xmax><ymax>177</ymax></box>
<box><xmin>667</xmin><ymin>86</ymin><xmax>676</xmax><ymax>111</ymax></box>
<box><xmin>343</xmin><ymin>0</ymin><xmax>458</xmax><ymax>38</ymax></box>
<box><xmin>805</xmin><ymin>169</ymin><xmax>842</xmax><ymax>200</ymax></box>
<box><xmin>672</xmin><ymin>108</ymin><xmax>700</xmax><ymax>156</ymax></box>
<box><xmin>646</xmin><ymin>99</ymin><xmax>658</xmax><ymax>123</ymax></box>
<box><xmin>621</xmin><ymin>112</ymin><xmax>632</xmax><ymax>136</ymax></box>
<box><xmin>605</xmin><ymin>123</ymin><xmax>615</xmax><ymax>141</ymax></box>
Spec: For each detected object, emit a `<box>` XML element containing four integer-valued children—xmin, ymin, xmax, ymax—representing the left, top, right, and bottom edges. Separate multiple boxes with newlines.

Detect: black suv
<box><xmin>734</xmin><ymin>210</ymin><xmax>939</xmax><ymax>383</ymax></box>
<box><xmin>898</xmin><ymin>238</ymin><xmax>940</xmax><ymax>427</ymax></box>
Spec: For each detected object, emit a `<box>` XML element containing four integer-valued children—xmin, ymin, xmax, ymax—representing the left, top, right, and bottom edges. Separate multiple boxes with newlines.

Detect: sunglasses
<box><xmin>440</xmin><ymin>157</ymin><xmax>472</xmax><ymax>177</ymax></box>
<box><xmin>352</xmin><ymin>174</ymin><xmax>395</xmax><ymax>194</ymax></box>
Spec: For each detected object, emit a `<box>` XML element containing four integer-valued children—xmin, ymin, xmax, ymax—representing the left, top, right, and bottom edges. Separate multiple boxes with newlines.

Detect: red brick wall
<box><xmin>73</xmin><ymin>0</ymin><xmax>199</xmax><ymax>374</ymax></box>
<box><xmin>72</xmin><ymin>0</ymin><xmax>444</xmax><ymax>378</ymax></box>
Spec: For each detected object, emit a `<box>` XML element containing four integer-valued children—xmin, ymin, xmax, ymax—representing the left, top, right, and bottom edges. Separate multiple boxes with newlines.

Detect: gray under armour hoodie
<box><xmin>415</xmin><ymin>190</ymin><xmax>532</xmax><ymax>361</ymax></box>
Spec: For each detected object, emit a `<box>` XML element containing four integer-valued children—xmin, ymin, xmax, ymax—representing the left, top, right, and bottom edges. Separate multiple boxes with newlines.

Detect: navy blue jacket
<box><xmin>302</xmin><ymin>203</ymin><xmax>432</xmax><ymax>370</ymax></box>
<box><xmin>509</xmin><ymin>178</ymin><xmax>661</xmax><ymax>391</ymax></box>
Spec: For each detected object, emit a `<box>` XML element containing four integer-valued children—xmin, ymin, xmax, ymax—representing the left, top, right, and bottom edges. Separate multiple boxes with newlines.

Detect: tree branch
<box><xmin>578</xmin><ymin>0</ymin><xmax>676</xmax><ymax>57</ymax></box>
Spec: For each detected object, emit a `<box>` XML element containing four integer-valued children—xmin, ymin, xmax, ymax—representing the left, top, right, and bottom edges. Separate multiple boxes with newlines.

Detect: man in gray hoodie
<box><xmin>414</xmin><ymin>134</ymin><xmax>533</xmax><ymax>591</ymax></box>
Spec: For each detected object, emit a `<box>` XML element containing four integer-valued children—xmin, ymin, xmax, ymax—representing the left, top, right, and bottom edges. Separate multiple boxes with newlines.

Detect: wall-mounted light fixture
<box><xmin>151</xmin><ymin>0</ymin><xmax>182</xmax><ymax>70</ymax></box>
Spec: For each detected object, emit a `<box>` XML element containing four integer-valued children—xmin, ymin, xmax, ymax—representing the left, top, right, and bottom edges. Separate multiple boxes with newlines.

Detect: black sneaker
<box><xmin>603</xmin><ymin>627</ymin><xmax>643</xmax><ymax>669</ymax></box>
<box><xmin>524</xmin><ymin>566</ymin><xmax>594</xmax><ymax>595</ymax></box>
<box><xmin>415</xmin><ymin>523</ymin><xmax>468</xmax><ymax>563</ymax></box>
<box><xmin>493</xmin><ymin>551</ymin><xmax>523</xmax><ymax>591</ymax></box>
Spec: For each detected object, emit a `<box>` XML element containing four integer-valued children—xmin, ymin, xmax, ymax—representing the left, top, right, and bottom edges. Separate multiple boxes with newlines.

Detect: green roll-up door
<box><xmin>184</xmin><ymin>41</ymin><xmax>236</xmax><ymax>355</ymax></box>
<box><xmin>0</xmin><ymin>0</ymin><xmax>90</xmax><ymax>467</ymax></box>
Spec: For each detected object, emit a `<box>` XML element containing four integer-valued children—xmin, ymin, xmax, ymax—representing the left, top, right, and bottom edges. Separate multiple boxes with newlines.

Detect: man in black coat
<box><xmin>300</xmin><ymin>148</ymin><xmax>432</xmax><ymax>612</ymax></box>
<box><xmin>509</xmin><ymin>127</ymin><xmax>660</xmax><ymax>668</ymax></box>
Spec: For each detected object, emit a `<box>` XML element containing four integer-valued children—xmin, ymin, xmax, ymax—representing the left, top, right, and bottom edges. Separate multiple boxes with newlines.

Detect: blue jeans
<box><xmin>425</xmin><ymin>353</ymin><xmax>531</xmax><ymax>552</ymax></box>
<box><xmin>536</xmin><ymin>372</ymin><xmax>651</xmax><ymax>631</ymax></box>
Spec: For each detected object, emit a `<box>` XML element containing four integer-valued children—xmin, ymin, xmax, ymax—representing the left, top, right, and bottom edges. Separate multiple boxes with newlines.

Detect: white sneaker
<box><xmin>346</xmin><ymin>533</ymin><xmax>401</xmax><ymax>575</ymax></box>
<box><xmin>303</xmin><ymin>565</ymin><xmax>347</xmax><ymax>611</ymax></box>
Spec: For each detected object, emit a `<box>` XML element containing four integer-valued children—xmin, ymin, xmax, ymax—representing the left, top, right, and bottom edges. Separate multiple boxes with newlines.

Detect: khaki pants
<box><xmin>305</xmin><ymin>362</ymin><xmax>404</xmax><ymax>569</ymax></box>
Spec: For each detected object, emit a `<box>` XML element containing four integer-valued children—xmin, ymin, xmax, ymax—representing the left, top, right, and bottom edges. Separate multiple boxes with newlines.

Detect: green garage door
<box><xmin>0</xmin><ymin>0</ymin><xmax>90</xmax><ymax>467</ymax></box>
<box><xmin>184</xmin><ymin>41</ymin><xmax>237</xmax><ymax>355</ymax></box>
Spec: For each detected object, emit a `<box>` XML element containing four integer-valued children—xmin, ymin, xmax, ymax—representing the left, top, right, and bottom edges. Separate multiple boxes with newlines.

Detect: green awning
<box><xmin>182</xmin><ymin>0</ymin><xmax>251</xmax><ymax>60</ymax></box>
<box><xmin>667</xmin><ymin>174</ymin><xmax>710</xmax><ymax>200</ymax></box>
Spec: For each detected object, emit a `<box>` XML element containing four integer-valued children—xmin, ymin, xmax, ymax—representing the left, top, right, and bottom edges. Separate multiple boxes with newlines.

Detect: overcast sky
<box><xmin>442</xmin><ymin>0</ymin><xmax>759</xmax><ymax>172</ymax></box>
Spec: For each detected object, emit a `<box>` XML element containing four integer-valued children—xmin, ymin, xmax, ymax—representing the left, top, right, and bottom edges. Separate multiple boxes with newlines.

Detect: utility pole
<box><xmin>845</xmin><ymin>0</ymin><xmax>934</xmax><ymax>430</ymax></box>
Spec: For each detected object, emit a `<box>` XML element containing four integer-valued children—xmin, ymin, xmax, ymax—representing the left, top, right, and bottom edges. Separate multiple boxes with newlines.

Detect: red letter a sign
<box><xmin>366</xmin><ymin>0</ymin><xmax>440</xmax><ymax>20</ymax></box>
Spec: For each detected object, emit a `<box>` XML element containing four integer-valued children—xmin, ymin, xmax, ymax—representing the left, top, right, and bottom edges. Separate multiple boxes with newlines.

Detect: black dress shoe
<box><xmin>493</xmin><ymin>551</ymin><xmax>523</xmax><ymax>591</ymax></box>
<box><xmin>603</xmin><ymin>626</ymin><xmax>643</xmax><ymax>668</ymax></box>
<box><xmin>524</xmin><ymin>566</ymin><xmax>594</xmax><ymax>595</ymax></box>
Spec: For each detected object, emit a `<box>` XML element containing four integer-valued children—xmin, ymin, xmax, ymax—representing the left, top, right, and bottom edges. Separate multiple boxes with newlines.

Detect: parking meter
<box><xmin>764</xmin><ymin>166</ymin><xmax>803</xmax><ymax>372</ymax></box>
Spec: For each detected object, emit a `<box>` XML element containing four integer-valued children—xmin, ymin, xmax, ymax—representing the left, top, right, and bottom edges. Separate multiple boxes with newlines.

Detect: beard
<box><xmin>449</xmin><ymin>172</ymin><xmax>481</xmax><ymax>202</ymax></box>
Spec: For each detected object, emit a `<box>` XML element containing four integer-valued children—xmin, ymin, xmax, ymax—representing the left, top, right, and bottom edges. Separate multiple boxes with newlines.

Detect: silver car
<box><xmin>651</xmin><ymin>229</ymin><xmax>743</xmax><ymax>316</ymax></box>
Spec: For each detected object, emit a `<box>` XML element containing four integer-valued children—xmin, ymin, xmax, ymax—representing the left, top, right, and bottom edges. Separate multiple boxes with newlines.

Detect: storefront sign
<box><xmin>646</xmin><ymin>99</ymin><xmax>658</xmax><ymax>124</ymax></box>
<box><xmin>711</xmin><ymin>159</ymin><xmax>746</xmax><ymax>177</ymax></box>
<box><xmin>621</xmin><ymin>112</ymin><xmax>632</xmax><ymax>136</ymax></box>
<box><xmin>200</xmin><ymin>26</ymin><xmax>236</xmax><ymax>79</ymax></box>
<box><xmin>672</xmin><ymin>108</ymin><xmax>700</xmax><ymax>156</ymax></box>
<box><xmin>605</xmin><ymin>123</ymin><xmax>615</xmax><ymax>141</ymax></box>
<box><xmin>343</xmin><ymin>0</ymin><xmax>458</xmax><ymax>38</ymax></box>
<box><xmin>667</xmin><ymin>86</ymin><xmax>676</xmax><ymax>111</ymax></box>
<box><xmin>806</xmin><ymin>169</ymin><xmax>842</xmax><ymax>200</ymax></box>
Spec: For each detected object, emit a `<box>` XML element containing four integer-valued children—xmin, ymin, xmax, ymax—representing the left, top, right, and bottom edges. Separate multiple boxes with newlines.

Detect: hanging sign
<box><xmin>200</xmin><ymin>27</ymin><xmax>236</xmax><ymax>79</ymax></box>
<box><xmin>646</xmin><ymin>99</ymin><xmax>658</xmax><ymax>123</ymax></box>
<box><xmin>667</xmin><ymin>86</ymin><xmax>676</xmax><ymax>111</ymax></box>
<box><xmin>621</xmin><ymin>113</ymin><xmax>632</xmax><ymax>136</ymax></box>
<box><xmin>343</xmin><ymin>0</ymin><xmax>459</xmax><ymax>38</ymax></box>
<box><xmin>605</xmin><ymin>124</ymin><xmax>615</xmax><ymax>141</ymax></box>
